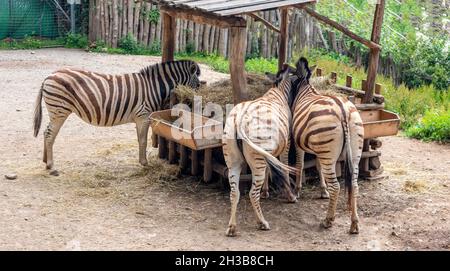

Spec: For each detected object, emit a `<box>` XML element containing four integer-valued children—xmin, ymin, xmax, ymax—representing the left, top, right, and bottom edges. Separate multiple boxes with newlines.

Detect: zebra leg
<box><xmin>44</xmin><ymin>117</ymin><xmax>68</xmax><ymax>171</ymax></box>
<box><xmin>136</xmin><ymin>117</ymin><xmax>150</xmax><ymax>166</ymax></box>
<box><xmin>294</xmin><ymin>147</ymin><xmax>305</xmax><ymax>198</ymax></box>
<box><xmin>223</xmin><ymin>132</ymin><xmax>245</xmax><ymax>237</ymax></box>
<box><xmin>261</xmin><ymin>168</ymin><xmax>270</xmax><ymax>199</ymax></box>
<box><xmin>315</xmin><ymin>160</ymin><xmax>330</xmax><ymax>199</ymax></box>
<box><xmin>280</xmin><ymin>143</ymin><xmax>297</xmax><ymax>203</ymax></box>
<box><xmin>318</xmin><ymin>158</ymin><xmax>340</xmax><ymax>229</ymax></box>
<box><xmin>244</xmin><ymin>147</ymin><xmax>270</xmax><ymax>231</ymax></box>
<box><xmin>348</xmin><ymin>116</ymin><xmax>364</xmax><ymax>234</ymax></box>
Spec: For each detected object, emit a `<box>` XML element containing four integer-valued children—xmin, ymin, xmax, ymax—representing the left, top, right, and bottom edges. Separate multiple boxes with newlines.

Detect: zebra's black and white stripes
<box><xmin>222</xmin><ymin>65</ymin><xmax>299</xmax><ymax>237</ymax></box>
<box><xmin>291</xmin><ymin>58</ymin><xmax>364</xmax><ymax>234</ymax></box>
<box><xmin>33</xmin><ymin>60</ymin><xmax>201</xmax><ymax>171</ymax></box>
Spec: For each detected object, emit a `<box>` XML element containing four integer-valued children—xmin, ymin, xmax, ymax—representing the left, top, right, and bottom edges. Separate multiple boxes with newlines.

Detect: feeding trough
<box><xmin>361</xmin><ymin>110</ymin><xmax>400</xmax><ymax>139</ymax></box>
<box><xmin>150</xmin><ymin>109</ymin><xmax>223</xmax><ymax>151</ymax></box>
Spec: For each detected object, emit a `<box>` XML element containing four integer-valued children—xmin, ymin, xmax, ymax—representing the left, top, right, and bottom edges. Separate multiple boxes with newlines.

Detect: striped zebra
<box><xmin>222</xmin><ymin>65</ymin><xmax>299</xmax><ymax>237</ymax></box>
<box><xmin>33</xmin><ymin>60</ymin><xmax>201</xmax><ymax>172</ymax></box>
<box><xmin>291</xmin><ymin>57</ymin><xmax>364</xmax><ymax>234</ymax></box>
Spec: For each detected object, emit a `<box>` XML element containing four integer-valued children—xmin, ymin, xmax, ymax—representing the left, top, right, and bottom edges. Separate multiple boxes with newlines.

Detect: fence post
<box><xmin>70</xmin><ymin>0</ymin><xmax>76</xmax><ymax>34</ymax></box>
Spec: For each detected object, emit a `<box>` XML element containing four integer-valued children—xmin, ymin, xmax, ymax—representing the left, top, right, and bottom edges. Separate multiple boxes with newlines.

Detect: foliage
<box><xmin>118</xmin><ymin>34</ymin><xmax>141</xmax><ymax>54</ymax></box>
<box><xmin>65</xmin><ymin>33</ymin><xmax>88</xmax><ymax>49</ymax></box>
<box><xmin>0</xmin><ymin>36</ymin><xmax>66</xmax><ymax>49</ymax></box>
<box><xmin>406</xmin><ymin>108</ymin><xmax>450</xmax><ymax>143</ymax></box>
<box><xmin>316</xmin><ymin>0</ymin><xmax>449</xmax><ymax>90</ymax></box>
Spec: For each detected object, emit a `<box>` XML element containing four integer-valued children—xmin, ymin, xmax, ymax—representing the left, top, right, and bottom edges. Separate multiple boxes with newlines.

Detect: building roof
<box><xmin>158</xmin><ymin>0</ymin><xmax>316</xmax><ymax>16</ymax></box>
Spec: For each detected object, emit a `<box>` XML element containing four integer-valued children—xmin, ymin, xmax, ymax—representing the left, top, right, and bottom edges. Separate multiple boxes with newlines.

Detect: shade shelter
<box><xmin>152</xmin><ymin>0</ymin><xmax>394</xmax><ymax>182</ymax></box>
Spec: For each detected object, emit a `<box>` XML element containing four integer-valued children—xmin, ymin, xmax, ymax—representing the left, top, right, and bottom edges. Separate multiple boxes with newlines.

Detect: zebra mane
<box><xmin>139</xmin><ymin>60</ymin><xmax>195</xmax><ymax>75</ymax></box>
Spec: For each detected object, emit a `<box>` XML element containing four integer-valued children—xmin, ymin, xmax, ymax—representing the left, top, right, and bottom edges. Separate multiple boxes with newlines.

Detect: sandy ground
<box><xmin>0</xmin><ymin>48</ymin><xmax>449</xmax><ymax>251</ymax></box>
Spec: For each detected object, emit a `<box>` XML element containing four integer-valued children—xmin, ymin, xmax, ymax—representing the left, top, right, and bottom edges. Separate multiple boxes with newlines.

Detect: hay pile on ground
<box><xmin>174</xmin><ymin>73</ymin><xmax>342</xmax><ymax>107</ymax></box>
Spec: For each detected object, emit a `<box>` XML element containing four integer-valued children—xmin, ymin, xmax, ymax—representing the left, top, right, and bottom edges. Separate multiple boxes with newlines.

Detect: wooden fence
<box><xmin>87</xmin><ymin>0</ymin><xmax>399</xmax><ymax>83</ymax></box>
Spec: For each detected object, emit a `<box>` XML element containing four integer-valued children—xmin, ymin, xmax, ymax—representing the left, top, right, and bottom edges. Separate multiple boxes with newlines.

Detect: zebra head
<box><xmin>177</xmin><ymin>60</ymin><xmax>201</xmax><ymax>90</ymax></box>
<box><xmin>265</xmin><ymin>64</ymin><xmax>301</xmax><ymax>107</ymax></box>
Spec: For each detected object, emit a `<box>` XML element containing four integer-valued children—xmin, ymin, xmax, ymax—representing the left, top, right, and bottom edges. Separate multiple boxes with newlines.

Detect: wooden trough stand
<box><xmin>150</xmin><ymin>70</ymin><xmax>401</xmax><ymax>184</ymax></box>
<box><xmin>151</xmin><ymin>0</ymin><xmax>397</xmax><ymax>184</ymax></box>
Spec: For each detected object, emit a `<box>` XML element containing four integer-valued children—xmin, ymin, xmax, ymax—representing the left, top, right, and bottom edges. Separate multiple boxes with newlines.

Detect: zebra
<box><xmin>222</xmin><ymin>64</ymin><xmax>299</xmax><ymax>237</ymax></box>
<box><xmin>33</xmin><ymin>60</ymin><xmax>201</xmax><ymax>172</ymax></box>
<box><xmin>291</xmin><ymin>57</ymin><xmax>364</xmax><ymax>234</ymax></box>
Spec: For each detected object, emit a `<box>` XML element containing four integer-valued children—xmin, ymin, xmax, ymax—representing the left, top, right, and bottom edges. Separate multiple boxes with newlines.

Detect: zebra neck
<box><xmin>295</xmin><ymin>85</ymin><xmax>317</xmax><ymax>100</ymax></box>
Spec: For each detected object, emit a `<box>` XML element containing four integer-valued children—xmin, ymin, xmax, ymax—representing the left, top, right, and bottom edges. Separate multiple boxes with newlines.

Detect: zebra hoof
<box><xmin>350</xmin><ymin>222</ymin><xmax>359</xmax><ymax>234</ymax></box>
<box><xmin>49</xmin><ymin>170</ymin><xmax>59</xmax><ymax>177</ymax></box>
<box><xmin>261</xmin><ymin>191</ymin><xmax>269</xmax><ymax>199</ymax></box>
<box><xmin>258</xmin><ymin>221</ymin><xmax>270</xmax><ymax>231</ymax></box>
<box><xmin>226</xmin><ymin>226</ymin><xmax>237</xmax><ymax>237</ymax></box>
<box><xmin>139</xmin><ymin>160</ymin><xmax>149</xmax><ymax>167</ymax></box>
<box><xmin>286</xmin><ymin>195</ymin><xmax>298</xmax><ymax>204</ymax></box>
<box><xmin>320</xmin><ymin>191</ymin><xmax>330</xmax><ymax>199</ymax></box>
<box><xmin>320</xmin><ymin>217</ymin><xmax>334</xmax><ymax>229</ymax></box>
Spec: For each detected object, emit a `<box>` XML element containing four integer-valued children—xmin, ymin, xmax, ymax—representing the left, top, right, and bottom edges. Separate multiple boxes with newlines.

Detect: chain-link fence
<box><xmin>0</xmin><ymin>0</ymin><xmax>86</xmax><ymax>47</ymax></box>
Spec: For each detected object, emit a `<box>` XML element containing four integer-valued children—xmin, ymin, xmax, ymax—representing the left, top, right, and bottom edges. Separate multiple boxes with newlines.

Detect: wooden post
<box><xmin>229</xmin><ymin>26</ymin><xmax>248</xmax><ymax>104</ymax></box>
<box><xmin>203</xmin><ymin>149</ymin><xmax>212</xmax><ymax>183</ymax></box>
<box><xmin>330</xmin><ymin>71</ymin><xmax>337</xmax><ymax>84</ymax></box>
<box><xmin>162</xmin><ymin>12</ymin><xmax>176</xmax><ymax>62</ymax></box>
<box><xmin>151</xmin><ymin>133</ymin><xmax>158</xmax><ymax>148</ymax></box>
<box><xmin>363</xmin><ymin>0</ymin><xmax>385</xmax><ymax>103</ymax></box>
<box><xmin>375</xmin><ymin>83</ymin><xmax>382</xmax><ymax>95</ymax></box>
<box><xmin>179</xmin><ymin>145</ymin><xmax>188</xmax><ymax>172</ymax></box>
<box><xmin>278</xmin><ymin>8</ymin><xmax>289</xmax><ymax>71</ymax></box>
<box><xmin>168</xmin><ymin>142</ymin><xmax>177</xmax><ymax>164</ymax></box>
<box><xmin>346</xmin><ymin>75</ymin><xmax>353</xmax><ymax>87</ymax></box>
<box><xmin>316</xmin><ymin>68</ymin><xmax>322</xmax><ymax>77</ymax></box>
<box><xmin>158</xmin><ymin>137</ymin><xmax>167</xmax><ymax>159</ymax></box>
<box><xmin>191</xmin><ymin>150</ymin><xmax>199</xmax><ymax>176</ymax></box>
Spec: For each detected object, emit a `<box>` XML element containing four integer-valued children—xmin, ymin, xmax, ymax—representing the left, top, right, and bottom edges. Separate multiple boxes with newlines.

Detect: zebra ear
<box><xmin>265</xmin><ymin>72</ymin><xmax>278</xmax><ymax>83</ymax></box>
<box><xmin>295</xmin><ymin>57</ymin><xmax>311</xmax><ymax>80</ymax></box>
<box><xmin>190</xmin><ymin>64</ymin><xmax>198</xmax><ymax>75</ymax></box>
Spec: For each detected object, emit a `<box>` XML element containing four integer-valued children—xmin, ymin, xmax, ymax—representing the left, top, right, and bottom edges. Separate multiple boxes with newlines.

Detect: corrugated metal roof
<box><xmin>159</xmin><ymin>0</ymin><xmax>316</xmax><ymax>16</ymax></box>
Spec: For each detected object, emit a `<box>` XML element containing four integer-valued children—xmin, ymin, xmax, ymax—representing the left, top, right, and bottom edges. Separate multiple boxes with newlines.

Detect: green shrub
<box><xmin>245</xmin><ymin>58</ymin><xmax>278</xmax><ymax>74</ymax></box>
<box><xmin>406</xmin><ymin>108</ymin><xmax>450</xmax><ymax>143</ymax></box>
<box><xmin>21</xmin><ymin>36</ymin><xmax>43</xmax><ymax>49</ymax></box>
<box><xmin>118</xmin><ymin>34</ymin><xmax>141</xmax><ymax>54</ymax></box>
<box><xmin>185</xmin><ymin>41</ymin><xmax>195</xmax><ymax>55</ymax></box>
<box><xmin>65</xmin><ymin>33</ymin><xmax>88</xmax><ymax>49</ymax></box>
<box><xmin>149</xmin><ymin>40</ymin><xmax>161</xmax><ymax>55</ymax></box>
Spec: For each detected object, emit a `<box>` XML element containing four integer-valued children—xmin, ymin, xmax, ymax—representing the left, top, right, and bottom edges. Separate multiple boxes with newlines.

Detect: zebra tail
<box><xmin>342</xmin><ymin>118</ymin><xmax>354</xmax><ymax>204</ymax></box>
<box><xmin>237</xmin><ymin>121</ymin><xmax>298</xmax><ymax>185</ymax></box>
<box><xmin>33</xmin><ymin>85</ymin><xmax>43</xmax><ymax>137</ymax></box>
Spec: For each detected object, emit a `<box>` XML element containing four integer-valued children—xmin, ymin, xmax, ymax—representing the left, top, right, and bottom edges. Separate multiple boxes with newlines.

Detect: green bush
<box><xmin>149</xmin><ymin>40</ymin><xmax>161</xmax><ymax>55</ymax></box>
<box><xmin>65</xmin><ymin>33</ymin><xmax>88</xmax><ymax>49</ymax></box>
<box><xmin>406</xmin><ymin>108</ymin><xmax>450</xmax><ymax>143</ymax></box>
<box><xmin>118</xmin><ymin>34</ymin><xmax>141</xmax><ymax>54</ymax></box>
<box><xmin>245</xmin><ymin>58</ymin><xmax>278</xmax><ymax>74</ymax></box>
<box><xmin>21</xmin><ymin>36</ymin><xmax>43</xmax><ymax>49</ymax></box>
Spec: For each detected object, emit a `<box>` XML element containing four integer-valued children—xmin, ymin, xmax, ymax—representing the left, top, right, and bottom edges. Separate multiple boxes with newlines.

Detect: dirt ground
<box><xmin>0</xmin><ymin>48</ymin><xmax>449</xmax><ymax>251</ymax></box>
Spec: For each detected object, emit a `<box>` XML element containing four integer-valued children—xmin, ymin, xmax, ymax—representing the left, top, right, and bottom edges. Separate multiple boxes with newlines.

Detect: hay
<box><xmin>174</xmin><ymin>73</ymin><xmax>342</xmax><ymax>107</ymax></box>
<box><xmin>404</xmin><ymin>180</ymin><xmax>427</xmax><ymax>193</ymax></box>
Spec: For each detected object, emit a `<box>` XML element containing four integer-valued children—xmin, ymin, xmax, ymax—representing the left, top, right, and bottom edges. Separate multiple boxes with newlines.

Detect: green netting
<box><xmin>0</xmin><ymin>0</ymin><xmax>60</xmax><ymax>39</ymax></box>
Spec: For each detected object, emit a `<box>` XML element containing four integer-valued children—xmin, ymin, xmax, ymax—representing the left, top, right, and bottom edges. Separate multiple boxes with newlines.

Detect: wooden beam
<box><xmin>334</xmin><ymin>84</ymin><xmax>385</xmax><ymax>104</ymax></box>
<box><xmin>296</xmin><ymin>5</ymin><xmax>381</xmax><ymax>50</ymax></box>
<box><xmin>160</xmin><ymin>5</ymin><xmax>246</xmax><ymax>28</ymax></box>
<box><xmin>278</xmin><ymin>8</ymin><xmax>289</xmax><ymax>71</ymax></box>
<box><xmin>247</xmin><ymin>13</ymin><xmax>280</xmax><ymax>33</ymax></box>
<box><xmin>229</xmin><ymin>26</ymin><xmax>248</xmax><ymax>104</ymax></box>
<box><xmin>363</xmin><ymin>0</ymin><xmax>386</xmax><ymax>103</ymax></box>
<box><xmin>162</xmin><ymin>12</ymin><xmax>176</xmax><ymax>62</ymax></box>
